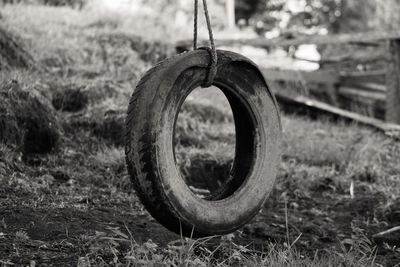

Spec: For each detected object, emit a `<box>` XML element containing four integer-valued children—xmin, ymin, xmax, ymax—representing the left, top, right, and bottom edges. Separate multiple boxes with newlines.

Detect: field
<box><xmin>0</xmin><ymin>4</ymin><xmax>399</xmax><ymax>266</ymax></box>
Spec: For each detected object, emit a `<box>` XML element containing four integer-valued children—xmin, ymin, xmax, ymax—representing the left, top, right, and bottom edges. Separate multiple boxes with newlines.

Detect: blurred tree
<box><xmin>235</xmin><ymin>0</ymin><xmax>265</xmax><ymax>22</ymax></box>
<box><xmin>334</xmin><ymin>0</ymin><xmax>376</xmax><ymax>33</ymax></box>
<box><xmin>332</xmin><ymin>0</ymin><xmax>400</xmax><ymax>33</ymax></box>
<box><xmin>285</xmin><ymin>0</ymin><xmax>379</xmax><ymax>33</ymax></box>
<box><xmin>232</xmin><ymin>0</ymin><xmax>400</xmax><ymax>35</ymax></box>
<box><xmin>287</xmin><ymin>0</ymin><xmax>342</xmax><ymax>32</ymax></box>
<box><xmin>375</xmin><ymin>0</ymin><xmax>400</xmax><ymax>31</ymax></box>
<box><xmin>235</xmin><ymin>0</ymin><xmax>285</xmax><ymax>33</ymax></box>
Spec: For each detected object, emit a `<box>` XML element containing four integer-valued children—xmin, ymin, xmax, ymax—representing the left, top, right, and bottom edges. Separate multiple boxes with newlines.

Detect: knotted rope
<box><xmin>193</xmin><ymin>0</ymin><xmax>218</xmax><ymax>88</ymax></box>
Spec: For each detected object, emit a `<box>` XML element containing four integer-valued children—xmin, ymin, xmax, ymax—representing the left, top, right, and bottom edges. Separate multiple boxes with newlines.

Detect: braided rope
<box><xmin>193</xmin><ymin>0</ymin><xmax>198</xmax><ymax>50</ymax></box>
<box><xmin>193</xmin><ymin>0</ymin><xmax>218</xmax><ymax>87</ymax></box>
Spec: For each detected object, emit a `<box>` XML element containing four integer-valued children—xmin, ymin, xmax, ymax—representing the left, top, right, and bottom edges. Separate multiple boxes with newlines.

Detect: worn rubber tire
<box><xmin>125</xmin><ymin>50</ymin><xmax>281</xmax><ymax>237</ymax></box>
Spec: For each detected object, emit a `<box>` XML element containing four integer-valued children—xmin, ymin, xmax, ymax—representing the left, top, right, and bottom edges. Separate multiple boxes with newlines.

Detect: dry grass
<box><xmin>73</xmin><ymin>223</ymin><xmax>380</xmax><ymax>267</ymax></box>
<box><xmin>0</xmin><ymin>78</ymin><xmax>60</xmax><ymax>155</ymax></box>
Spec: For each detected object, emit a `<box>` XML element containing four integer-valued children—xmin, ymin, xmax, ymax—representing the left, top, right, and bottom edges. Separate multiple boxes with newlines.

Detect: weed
<box><xmin>15</xmin><ymin>230</ymin><xmax>29</xmax><ymax>241</ymax></box>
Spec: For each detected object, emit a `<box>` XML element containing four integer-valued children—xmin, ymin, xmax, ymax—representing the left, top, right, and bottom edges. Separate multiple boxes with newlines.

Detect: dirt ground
<box><xmin>1</xmin><ymin>175</ymin><xmax>399</xmax><ymax>266</ymax></box>
<box><xmin>1</xmin><ymin>110</ymin><xmax>400</xmax><ymax>266</ymax></box>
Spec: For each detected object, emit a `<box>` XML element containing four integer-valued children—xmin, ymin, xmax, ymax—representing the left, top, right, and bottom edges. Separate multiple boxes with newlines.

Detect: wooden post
<box><xmin>226</xmin><ymin>0</ymin><xmax>235</xmax><ymax>29</ymax></box>
<box><xmin>386</xmin><ymin>39</ymin><xmax>400</xmax><ymax>124</ymax></box>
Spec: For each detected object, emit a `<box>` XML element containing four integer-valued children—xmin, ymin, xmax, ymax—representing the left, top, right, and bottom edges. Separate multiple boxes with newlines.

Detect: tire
<box><xmin>125</xmin><ymin>50</ymin><xmax>281</xmax><ymax>237</ymax></box>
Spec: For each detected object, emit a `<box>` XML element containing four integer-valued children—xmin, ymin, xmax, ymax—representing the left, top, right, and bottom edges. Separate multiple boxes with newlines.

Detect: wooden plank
<box><xmin>346</xmin><ymin>83</ymin><xmax>386</xmax><ymax>93</ymax></box>
<box><xmin>176</xmin><ymin>31</ymin><xmax>400</xmax><ymax>51</ymax></box>
<box><xmin>340</xmin><ymin>70</ymin><xmax>386</xmax><ymax>85</ymax></box>
<box><xmin>275</xmin><ymin>92</ymin><xmax>400</xmax><ymax>134</ymax></box>
<box><xmin>225</xmin><ymin>0</ymin><xmax>235</xmax><ymax>29</ymax></box>
<box><xmin>261</xmin><ymin>68</ymin><xmax>339</xmax><ymax>85</ymax></box>
<box><xmin>338</xmin><ymin>86</ymin><xmax>386</xmax><ymax>101</ymax></box>
<box><xmin>320</xmin><ymin>51</ymin><xmax>387</xmax><ymax>66</ymax></box>
<box><xmin>386</xmin><ymin>39</ymin><xmax>400</xmax><ymax>123</ymax></box>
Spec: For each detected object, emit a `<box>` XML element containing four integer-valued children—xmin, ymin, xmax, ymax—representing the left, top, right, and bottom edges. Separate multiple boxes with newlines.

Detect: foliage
<box><xmin>242</xmin><ymin>0</ymin><xmax>397</xmax><ymax>34</ymax></box>
<box><xmin>288</xmin><ymin>0</ymin><xmax>342</xmax><ymax>31</ymax></box>
<box><xmin>374</xmin><ymin>0</ymin><xmax>400</xmax><ymax>31</ymax></box>
<box><xmin>235</xmin><ymin>0</ymin><xmax>266</xmax><ymax>21</ymax></box>
<box><xmin>282</xmin><ymin>0</ymin><xmax>375</xmax><ymax>33</ymax></box>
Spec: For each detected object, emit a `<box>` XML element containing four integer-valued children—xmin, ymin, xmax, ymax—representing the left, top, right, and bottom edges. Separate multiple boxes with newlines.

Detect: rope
<box><xmin>193</xmin><ymin>0</ymin><xmax>198</xmax><ymax>50</ymax></box>
<box><xmin>193</xmin><ymin>0</ymin><xmax>218</xmax><ymax>88</ymax></box>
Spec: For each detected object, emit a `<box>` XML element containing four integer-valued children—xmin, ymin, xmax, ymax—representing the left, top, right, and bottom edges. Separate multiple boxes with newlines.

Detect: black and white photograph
<box><xmin>0</xmin><ymin>0</ymin><xmax>399</xmax><ymax>266</ymax></box>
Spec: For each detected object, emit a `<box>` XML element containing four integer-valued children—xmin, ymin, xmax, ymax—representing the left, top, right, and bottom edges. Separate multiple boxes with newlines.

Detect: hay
<box><xmin>0</xmin><ymin>80</ymin><xmax>60</xmax><ymax>154</ymax></box>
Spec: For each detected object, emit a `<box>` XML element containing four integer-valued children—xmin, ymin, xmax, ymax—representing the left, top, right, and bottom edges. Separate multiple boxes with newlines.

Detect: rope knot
<box><xmin>193</xmin><ymin>0</ymin><xmax>218</xmax><ymax>88</ymax></box>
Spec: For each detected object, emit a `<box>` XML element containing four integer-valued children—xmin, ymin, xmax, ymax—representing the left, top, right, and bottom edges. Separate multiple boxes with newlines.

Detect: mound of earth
<box><xmin>0</xmin><ymin>80</ymin><xmax>60</xmax><ymax>155</ymax></box>
<box><xmin>0</xmin><ymin>26</ymin><xmax>38</xmax><ymax>70</ymax></box>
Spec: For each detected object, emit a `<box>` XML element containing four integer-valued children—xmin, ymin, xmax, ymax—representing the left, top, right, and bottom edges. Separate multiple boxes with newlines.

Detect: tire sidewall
<box><xmin>148</xmin><ymin>50</ymin><xmax>281</xmax><ymax>235</ymax></box>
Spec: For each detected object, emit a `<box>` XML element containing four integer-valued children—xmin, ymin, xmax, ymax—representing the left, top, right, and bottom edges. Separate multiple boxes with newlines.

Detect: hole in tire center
<box><xmin>174</xmin><ymin>86</ymin><xmax>236</xmax><ymax>200</ymax></box>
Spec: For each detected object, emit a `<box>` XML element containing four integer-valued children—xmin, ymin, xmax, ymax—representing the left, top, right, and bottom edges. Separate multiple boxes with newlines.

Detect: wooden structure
<box><xmin>176</xmin><ymin>31</ymin><xmax>400</xmax><ymax>49</ymax></box>
<box><xmin>387</xmin><ymin>39</ymin><xmax>400</xmax><ymax>123</ymax></box>
<box><xmin>176</xmin><ymin>31</ymin><xmax>400</xmax><ymax>126</ymax></box>
<box><xmin>225</xmin><ymin>0</ymin><xmax>235</xmax><ymax>29</ymax></box>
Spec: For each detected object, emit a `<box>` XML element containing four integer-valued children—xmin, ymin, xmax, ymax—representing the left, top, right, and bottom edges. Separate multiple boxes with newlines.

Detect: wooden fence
<box><xmin>176</xmin><ymin>31</ymin><xmax>400</xmax><ymax>127</ymax></box>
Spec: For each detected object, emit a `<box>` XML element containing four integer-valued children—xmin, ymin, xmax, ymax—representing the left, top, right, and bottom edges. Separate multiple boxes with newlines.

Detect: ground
<box><xmin>0</xmin><ymin>4</ymin><xmax>400</xmax><ymax>267</ymax></box>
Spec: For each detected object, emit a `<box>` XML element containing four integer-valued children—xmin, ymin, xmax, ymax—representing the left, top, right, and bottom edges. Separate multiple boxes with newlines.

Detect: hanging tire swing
<box><xmin>125</xmin><ymin>0</ymin><xmax>282</xmax><ymax>237</ymax></box>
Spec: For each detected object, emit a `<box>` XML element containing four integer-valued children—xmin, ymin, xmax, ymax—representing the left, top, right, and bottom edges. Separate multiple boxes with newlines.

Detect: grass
<box><xmin>281</xmin><ymin>116</ymin><xmax>400</xmax><ymax>198</ymax></box>
<box><xmin>75</xmin><ymin>234</ymin><xmax>378</xmax><ymax>266</ymax></box>
<box><xmin>69</xmin><ymin>216</ymin><xmax>381</xmax><ymax>267</ymax></box>
<box><xmin>0</xmin><ymin>3</ymin><xmax>399</xmax><ymax>266</ymax></box>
